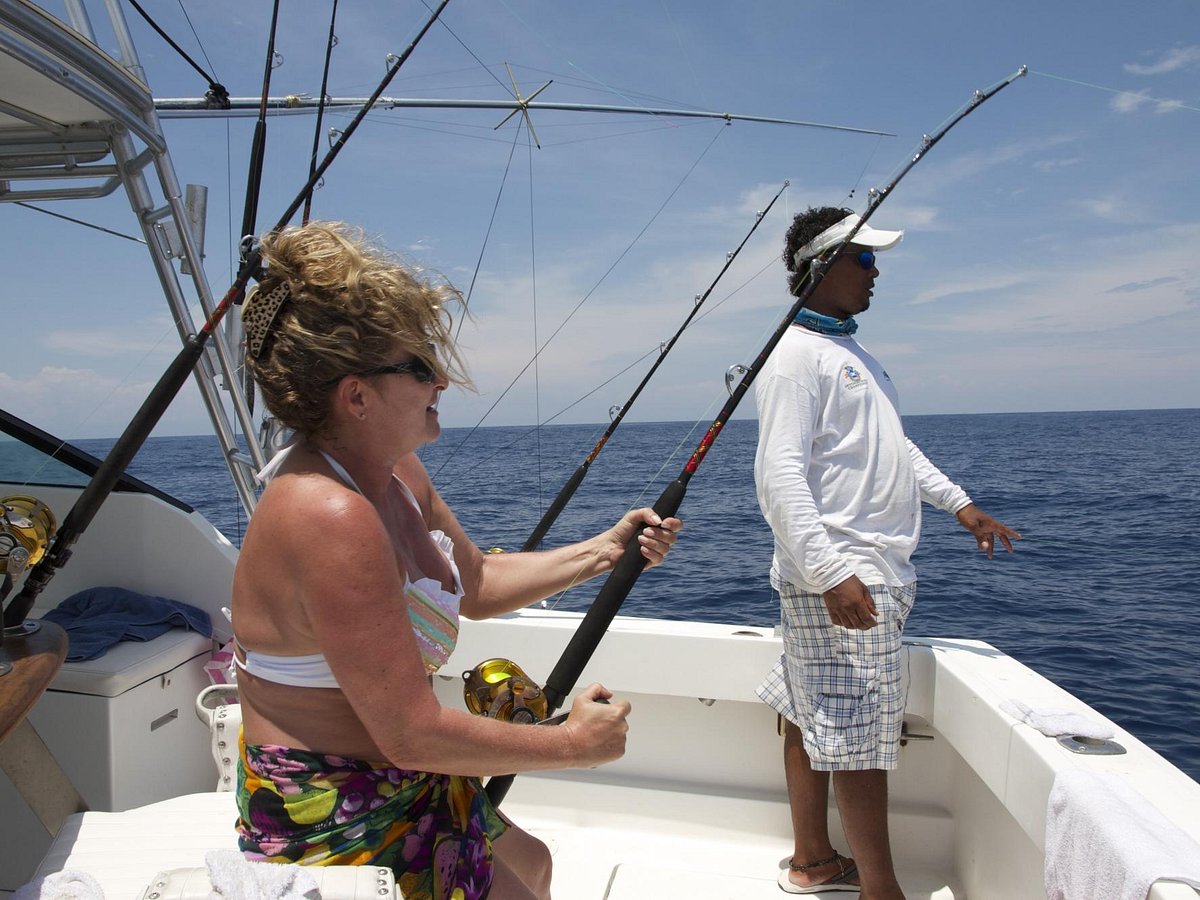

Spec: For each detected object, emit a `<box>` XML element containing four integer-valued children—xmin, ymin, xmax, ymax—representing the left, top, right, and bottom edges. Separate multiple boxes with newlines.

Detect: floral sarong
<box><xmin>237</xmin><ymin>738</ymin><xmax>508</xmax><ymax>900</ymax></box>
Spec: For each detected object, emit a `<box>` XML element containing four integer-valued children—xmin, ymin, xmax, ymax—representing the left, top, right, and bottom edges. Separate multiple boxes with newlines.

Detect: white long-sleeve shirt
<box><xmin>754</xmin><ymin>325</ymin><xmax>971</xmax><ymax>592</ymax></box>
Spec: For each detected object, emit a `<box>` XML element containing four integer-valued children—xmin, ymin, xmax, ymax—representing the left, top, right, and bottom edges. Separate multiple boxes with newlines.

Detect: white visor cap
<box><xmin>793</xmin><ymin>213</ymin><xmax>904</xmax><ymax>267</ymax></box>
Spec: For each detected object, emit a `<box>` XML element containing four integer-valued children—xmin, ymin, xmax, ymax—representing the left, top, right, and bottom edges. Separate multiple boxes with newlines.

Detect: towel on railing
<box><xmin>40</xmin><ymin>586</ymin><xmax>212</xmax><ymax>661</ymax></box>
<box><xmin>205</xmin><ymin>850</ymin><xmax>319</xmax><ymax>900</ymax></box>
<box><xmin>13</xmin><ymin>869</ymin><xmax>105</xmax><ymax>899</ymax></box>
<box><xmin>1000</xmin><ymin>698</ymin><xmax>1114</xmax><ymax>740</ymax></box>
<box><xmin>1045</xmin><ymin>769</ymin><xmax>1200</xmax><ymax>900</ymax></box>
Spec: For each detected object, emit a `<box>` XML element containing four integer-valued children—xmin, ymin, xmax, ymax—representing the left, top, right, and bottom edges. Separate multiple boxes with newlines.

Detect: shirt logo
<box><xmin>841</xmin><ymin>364</ymin><xmax>868</xmax><ymax>391</ymax></box>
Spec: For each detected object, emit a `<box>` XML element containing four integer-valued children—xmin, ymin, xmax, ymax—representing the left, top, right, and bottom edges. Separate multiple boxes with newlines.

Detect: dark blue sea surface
<box><xmin>72</xmin><ymin>408</ymin><xmax>1200</xmax><ymax>781</ymax></box>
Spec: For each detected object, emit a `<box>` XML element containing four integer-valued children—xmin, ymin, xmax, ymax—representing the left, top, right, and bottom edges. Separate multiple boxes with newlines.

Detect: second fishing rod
<box><xmin>520</xmin><ymin>180</ymin><xmax>790</xmax><ymax>552</ymax></box>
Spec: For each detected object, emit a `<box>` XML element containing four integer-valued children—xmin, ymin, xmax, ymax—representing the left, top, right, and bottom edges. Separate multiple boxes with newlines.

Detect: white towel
<box><xmin>204</xmin><ymin>850</ymin><xmax>320</xmax><ymax>900</ymax></box>
<box><xmin>1045</xmin><ymin>769</ymin><xmax>1200</xmax><ymax>900</ymax></box>
<box><xmin>1001</xmin><ymin>697</ymin><xmax>1115</xmax><ymax>740</ymax></box>
<box><xmin>13</xmin><ymin>870</ymin><xmax>105</xmax><ymax>900</ymax></box>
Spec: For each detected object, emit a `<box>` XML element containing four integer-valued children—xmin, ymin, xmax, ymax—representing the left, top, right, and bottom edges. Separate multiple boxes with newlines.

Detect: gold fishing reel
<box><xmin>0</xmin><ymin>496</ymin><xmax>57</xmax><ymax>577</ymax></box>
<box><xmin>462</xmin><ymin>658</ymin><xmax>549</xmax><ymax>725</ymax></box>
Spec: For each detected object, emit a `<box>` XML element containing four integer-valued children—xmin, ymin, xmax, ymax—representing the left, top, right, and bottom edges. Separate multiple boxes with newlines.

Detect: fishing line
<box><xmin>692</xmin><ymin>251</ymin><xmax>779</xmax><ymax>323</ymax></box>
<box><xmin>495</xmin><ymin>0</ymin><xmax>658</xmax><ymax>112</ymax></box>
<box><xmin>429</xmin><ymin>124</ymin><xmax>726</xmax><ymax>481</ymax></box>
<box><xmin>323</xmin><ymin>108</ymin><xmax>526</xmax><ymax>144</ymax></box>
<box><xmin>431</xmin><ymin>346</ymin><xmax>660</xmax><ymax>490</ymax></box>
<box><xmin>841</xmin><ymin>133</ymin><xmax>887</xmax><ymax>205</ymax></box>
<box><xmin>126</xmin><ymin>0</ymin><xmax>227</xmax><ymax>106</ymax></box>
<box><xmin>658</xmin><ymin>0</ymin><xmax>712</xmax><ymax>112</ymax></box>
<box><xmin>545</xmin><ymin>119</ymin><xmax>715</xmax><ymax>148</ymax></box>
<box><xmin>534</xmin><ymin>348</ymin><xmax>659</xmax><ymax>427</ymax></box>
<box><xmin>425</xmin><ymin>123</ymin><xmax>526</xmax><ymax>476</ymax></box>
<box><xmin>509</xmin><ymin>64</ymin><xmax>712</xmax><ymax>112</ymax></box>
<box><xmin>457</xmin><ymin>128</ymin><xmax>523</xmax><ymax>337</ymax></box>
<box><xmin>1031</xmin><ymin>70</ymin><xmax>1200</xmax><ymax>115</ymax></box>
<box><xmin>350</xmin><ymin>106</ymin><xmax>717</xmax><ymax>148</ymax></box>
<box><xmin>524</xmin><ymin>123</ymin><xmax>546</xmax><ymax>521</ymax></box>
<box><xmin>13</xmin><ymin>203</ymin><xmax>144</xmax><ymax>243</ymax></box>
<box><xmin>3</xmin><ymin>305</ymin><xmax>203</xmax><ymax>490</ymax></box>
<box><xmin>418</xmin><ymin>0</ymin><xmax>517</xmax><ymax>98</ymax></box>
<box><xmin>519</xmin><ymin>180</ymin><xmax>789</xmax><ymax>551</ymax></box>
<box><xmin>540</xmin><ymin>390</ymin><xmax>726</xmax><ymax>613</ymax></box>
<box><xmin>174</xmin><ymin>0</ymin><xmax>219</xmax><ymax>81</ymax></box>
<box><xmin>429</xmin><ymin>343</ymin><xmax>659</xmax><ymax>486</ymax></box>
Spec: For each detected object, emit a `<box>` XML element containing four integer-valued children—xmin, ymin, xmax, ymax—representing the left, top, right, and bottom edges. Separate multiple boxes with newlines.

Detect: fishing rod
<box><xmin>303</xmin><ymin>0</ymin><xmax>341</xmax><ymax>223</ymax></box>
<box><xmin>241</xmin><ymin>0</ymin><xmax>284</xmax><ymax>243</ymax></box>
<box><xmin>2</xmin><ymin>0</ymin><xmax>453</xmax><ymax>630</ymax></box>
<box><xmin>486</xmin><ymin>65</ymin><xmax>1029</xmax><ymax>805</ymax></box>
<box><xmin>520</xmin><ymin>180</ymin><xmax>790</xmax><ymax>553</ymax></box>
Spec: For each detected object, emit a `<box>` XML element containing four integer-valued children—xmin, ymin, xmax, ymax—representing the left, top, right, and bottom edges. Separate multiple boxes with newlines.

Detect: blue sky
<box><xmin>3</xmin><ymin>0</ymin><xmax>1198</xmax><ymax>439</ymax></box>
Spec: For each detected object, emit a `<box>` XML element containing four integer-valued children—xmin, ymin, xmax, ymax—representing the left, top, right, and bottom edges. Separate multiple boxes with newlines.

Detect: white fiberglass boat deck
<box><xmin>15</xmin><ymin>579</ymin><xmax>1200</xmax><ymax>899</ymax></box>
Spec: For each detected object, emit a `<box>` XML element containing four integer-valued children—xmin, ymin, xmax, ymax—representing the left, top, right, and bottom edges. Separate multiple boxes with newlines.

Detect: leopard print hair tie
<box><xmin>242</xmin><ymin>281</ymin><xmax>291</xmax><ymax>359</ymax></box>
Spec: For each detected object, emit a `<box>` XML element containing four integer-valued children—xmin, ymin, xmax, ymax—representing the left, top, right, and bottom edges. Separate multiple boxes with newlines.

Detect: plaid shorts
<box><xmin>757</xmin><ymin>580</ymin><xmax>916</xmax><ymax>771</ymax></box>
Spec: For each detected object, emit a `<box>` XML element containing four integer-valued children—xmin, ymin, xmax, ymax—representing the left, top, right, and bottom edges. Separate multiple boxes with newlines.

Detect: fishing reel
<box><xmin>0</xmin><ymin>496</ymin><xmax>56</xmax><ymax>578</ymax></box>
<box><xmin>462</xmin><ymin>658</ymin><xmax>550</xmax><ymax>725</ymax></box>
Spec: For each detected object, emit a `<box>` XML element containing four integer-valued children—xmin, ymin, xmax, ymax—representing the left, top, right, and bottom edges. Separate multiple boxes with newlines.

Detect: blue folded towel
<box><xmin>41</xmin><ymin>586</ymin><xmax>213</xmax><ymax>661</ymax></box>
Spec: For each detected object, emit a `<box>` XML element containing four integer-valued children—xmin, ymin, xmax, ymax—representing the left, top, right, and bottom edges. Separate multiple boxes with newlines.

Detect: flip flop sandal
<box><xmin>777</xmin><ymin>852</ymin><xmax>860</xmax><ymax>894</ymax></box>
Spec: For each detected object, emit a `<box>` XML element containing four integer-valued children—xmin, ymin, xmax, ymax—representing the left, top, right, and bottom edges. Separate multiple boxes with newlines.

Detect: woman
<box><xmin>231</xmin><ymin>222</ymin><xmax>681</xmax><ymax>900</ymax></box>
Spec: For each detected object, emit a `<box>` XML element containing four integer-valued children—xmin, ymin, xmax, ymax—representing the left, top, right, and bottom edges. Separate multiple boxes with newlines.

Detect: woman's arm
<box><xmin>285</xmin><ymin>477</ymin><xmax>630</xmax><ymax>775</ymax></box>
<box><xmin>393</xmin><ymin>453</ymin><xmax>681</xmax><ymax>620</ymax></box>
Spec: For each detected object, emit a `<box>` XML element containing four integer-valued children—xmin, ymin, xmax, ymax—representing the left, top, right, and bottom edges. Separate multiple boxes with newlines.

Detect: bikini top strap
<box><xmin>317</xmin><ymin>450</ymin><xmax>364</xmax><ymax>494</ymax></box>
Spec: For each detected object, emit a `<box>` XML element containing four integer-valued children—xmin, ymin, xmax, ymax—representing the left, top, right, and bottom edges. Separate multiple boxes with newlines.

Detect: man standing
<box><xmin>755</xmin><ymin>207</ymin><xmax>1019</xmax><ymax>897</ymax></box>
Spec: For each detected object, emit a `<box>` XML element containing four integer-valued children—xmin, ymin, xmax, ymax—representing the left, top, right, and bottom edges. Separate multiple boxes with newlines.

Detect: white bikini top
<box><xmin>235</xmin><ymin>440</ymin><xmax>464</xmax><ymax>687</ymax></box>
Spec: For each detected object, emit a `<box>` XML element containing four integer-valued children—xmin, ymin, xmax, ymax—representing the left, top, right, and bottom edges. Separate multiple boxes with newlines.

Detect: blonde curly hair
<box><xmin>243</xmin><ymin>221</ymin><xmax>470</xmax><ymax>436</ymax></box>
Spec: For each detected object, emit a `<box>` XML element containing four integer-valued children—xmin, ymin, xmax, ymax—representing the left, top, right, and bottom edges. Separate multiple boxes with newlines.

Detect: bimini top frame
<box><xmin>0</xmin><ymin>0</ymin><xmax>264</xmax><ymax>518</ymax></box>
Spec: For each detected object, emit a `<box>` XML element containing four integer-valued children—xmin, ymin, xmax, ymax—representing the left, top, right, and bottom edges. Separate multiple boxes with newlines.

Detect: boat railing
<box><xmin>0</xmin><ymin>0</ymin><xmax>264</xmax><ymax>519</ymax></box>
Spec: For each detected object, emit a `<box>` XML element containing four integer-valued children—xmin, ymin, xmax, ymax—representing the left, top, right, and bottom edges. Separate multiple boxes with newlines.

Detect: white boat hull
<box><xmin>6</xmin><ymin>485</ymin><xmax>1198</xmax><ymax>898</ymax></box>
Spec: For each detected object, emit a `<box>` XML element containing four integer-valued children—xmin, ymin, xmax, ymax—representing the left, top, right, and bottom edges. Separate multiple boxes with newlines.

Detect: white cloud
<box><xmin>1124</xmin><ymin>46</ymin><xmax>1200</xmax><ymax>76</ymax></box>
<box><xmin>1110</xmin><ymin>89</ymin><xmax>1151</xmax><ymax>114</ymax></box>
<box><xmin>921</xmin><ymin>225</ymin><xmax>1200</xmax><ymax>337</ymax></box>
<box><xmin>1033</xmin><ymin>157</ymin><xmax>1082</xmax><ymax>174</ymax></box>
<box><xmin>886</xmin><ymin>204</ymin><xmax>939</xmax><ymax>231</ymax></box>
<box><xmin>44</xmin><ymin>329</ymin><xmax>177</xmax><ymax>359</ymax></box>
<box><xmin>1154</xmin><ymin>98</ymin><xmax>1185</xmax><ymax>114</ymax></box>
<box><xmin>909</xmin><ymin>272</ymin><xmax>1029</xmax><ymax>306</ymax></box>
<box><xmin>0</xmin><ymin>367</ymin><xmax>211</xmax><ymax>439</ymax></box>
<box><xmin>1109</xmin><ymin>88</ymin><xmax>1191</xmax><ymax>116</ymax></box>
<box><xmin>1075</xmin><ymin>194</ymin><xmax>1129</xmax><ymax>222</ymax></box>
<box><xmin>903</xmin><ymin>135</ymin><xmax>1078</xmax><ymax>197</ymax></box>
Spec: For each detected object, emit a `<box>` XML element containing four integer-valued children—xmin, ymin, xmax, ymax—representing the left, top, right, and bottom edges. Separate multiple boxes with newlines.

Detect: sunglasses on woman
<box><xmin>356</xmin><ymin>358</ymin><xmax>438</xmax><ymax>384</ymax></box>
<box><xmin>326</xmin><ymin>357</ymin><xmax>438</xmax><ymax>389</ymax></box>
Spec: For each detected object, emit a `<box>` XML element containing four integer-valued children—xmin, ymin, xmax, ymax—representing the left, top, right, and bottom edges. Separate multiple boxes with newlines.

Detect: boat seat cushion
<box><xmin>40</xmin><ymin>621</ymin><xmax>214</xmax><ymax>698</ymax></box>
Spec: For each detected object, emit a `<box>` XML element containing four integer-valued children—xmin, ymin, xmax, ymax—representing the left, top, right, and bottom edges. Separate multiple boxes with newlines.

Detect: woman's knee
<box><xmin>494</xmin><ymin>826</ymin><xmax>552</xmax><ymax>899</ymax></box>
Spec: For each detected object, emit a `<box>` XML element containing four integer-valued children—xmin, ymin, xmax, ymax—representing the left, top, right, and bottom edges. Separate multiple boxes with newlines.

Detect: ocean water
<box><xmin>73</xmin><ymin>407</ymin><xmax>1200</xmax><ymax>781</ymax></box>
